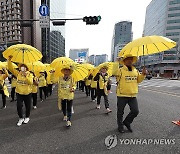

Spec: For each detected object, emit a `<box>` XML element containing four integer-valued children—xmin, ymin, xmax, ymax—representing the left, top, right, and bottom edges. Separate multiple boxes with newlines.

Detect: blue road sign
<box><xmin>39</xmin><ymin>5</ymin><xmax>49</xmax><ymax>16</ymax></box>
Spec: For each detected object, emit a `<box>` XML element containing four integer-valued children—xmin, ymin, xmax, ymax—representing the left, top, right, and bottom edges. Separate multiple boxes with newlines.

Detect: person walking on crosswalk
<box><xmin>8</xmin><ymin>56</ymin><xmax>33</xmax><ymax>126</ymax></box>
<box><xmin>0</xmin><ymin>68</ymin><xmax>9</xmax><ymax>109</ymax></box>
<box><xmin>58</xmin><ymin>66</ymin><xmax>76</xmax><ymax>127</ymax></box>
<box><xmin>88</xmin><ymin>74</ymin><xmax>97</xmax><ymax>102</ymax></box>
<box><xmin>116</xmin><ymin>54</ymin><xmax>147</xmax><ymax>133</ymax></box>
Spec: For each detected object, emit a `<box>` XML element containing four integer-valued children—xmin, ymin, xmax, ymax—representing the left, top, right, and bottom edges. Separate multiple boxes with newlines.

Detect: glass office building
<box><xmin>143</xmin><ymin>0</ymin><xmax>180</xmax><ymax>77</ymax></box>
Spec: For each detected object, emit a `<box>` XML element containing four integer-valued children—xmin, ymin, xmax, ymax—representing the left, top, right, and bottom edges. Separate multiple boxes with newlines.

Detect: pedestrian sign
<box><xmin>39</xmin><ymin>5</ymin><xmax>49</xmax><ymax>16</ymax></box>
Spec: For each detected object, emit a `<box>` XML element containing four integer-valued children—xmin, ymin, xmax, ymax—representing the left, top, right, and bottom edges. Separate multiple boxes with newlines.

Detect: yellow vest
<box><xmin>16</xmin><ymin>72</ymin><xmax>33</xmax><ymax>95</ymax></box>
<box><xmin>47</xmin><ymin>72</ymin><xmax>54</xmax><ymax>84</ymax></box>
<box><xmin>11</xmin><ymin>78</ymin><xmax>17</xmax><ymax>88</ymax></box>
<box><xmin>58</xmin><ymin>76</ymin><xmax>76</xmax><ymax>100</ymax></box>
<box><xmin>0</xmin><ymin>75</ymin><xmax>9</xmax><ymax>97</ymax></box>
<box><xmin>90</xmin><ymin>79</ymin><xmax>97</xmax><ymax>88</ymax></box>
<box><xmin>116</xmin><ymin>65</ymin><xmax>145</xmax><ymax>97</ymax></box>
<box><xmin>32</xmin><ymin>77</ymin><xmax>38</xmax><ymax>93</ymax></box>
<box><xmin>38</xmin><ymin>75</ymin><xmax>47</xmax><ymax>87</ymax></box>
<box><xmin>85</xmin><ymin>78</ymin><xmax>91</xmax><ymax>86</ymax></box>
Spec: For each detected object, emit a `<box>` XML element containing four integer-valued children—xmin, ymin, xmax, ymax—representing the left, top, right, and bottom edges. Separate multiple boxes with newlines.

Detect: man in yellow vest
<box><xmin>116</xmin><ymin>54</ymin><xmax>147</xmax><ymax>133</ymax></box>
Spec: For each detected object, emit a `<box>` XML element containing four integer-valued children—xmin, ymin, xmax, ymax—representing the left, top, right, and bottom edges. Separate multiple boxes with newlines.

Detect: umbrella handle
<box><xmin>143</xmin><ymin>45</ymin><xmax>145</xmax><ymax>66</ymax></box>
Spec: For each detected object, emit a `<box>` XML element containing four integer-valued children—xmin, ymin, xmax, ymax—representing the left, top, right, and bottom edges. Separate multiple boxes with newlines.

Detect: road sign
<box><xmin>39</xmin><ymin>16</ymin><xmax>50</xmax><ymax>28</ymax></box>
<box><xmin>39</xmin><ymin>5</ymin><xmax>49</xmax><ymax>16</ymax></box>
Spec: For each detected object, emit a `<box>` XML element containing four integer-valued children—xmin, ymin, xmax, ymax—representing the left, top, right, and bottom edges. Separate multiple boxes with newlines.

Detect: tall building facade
<box><xmin>143</xmin><ymin>0</ymin><xmax>180</xmax><ymax>77</ymax></box>
<box><xmin>88</xmin><ymin>55</ymin><xmax>96</xmax><ymax>65</ymax></box>
<box><xmin>41</xmin><ymin>0</ymin><xmax>66</xmax><ymax>63</ymax></box>
<box><xmin>69</xmin><ymin>48</ymin><xmax>89</xmax><ymax>63</ymax></box>
<box><xmin>111</xmin><ymin>21</ymin><xmax>133</xmax><ymax>61</ymax></box>
<box><xmin>95</xmin><ymin>54</ymin><xmax>108</xmax><ymax>66</ymax></box>
<box><xmin>0</xmin><ymin>0</ymin><xmax>41</xmax><ymax>61</ymax></box>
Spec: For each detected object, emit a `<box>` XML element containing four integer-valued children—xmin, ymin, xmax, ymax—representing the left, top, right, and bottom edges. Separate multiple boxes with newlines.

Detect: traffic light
<box><xmin>83</xmin><ymin>16</ymin><xmax>101</xmax><ymax>25</ymax></box>
<box><xmin>52</xmin><ymin>21</ymin><xmax>66</xmax><ymax>26</ymax></box>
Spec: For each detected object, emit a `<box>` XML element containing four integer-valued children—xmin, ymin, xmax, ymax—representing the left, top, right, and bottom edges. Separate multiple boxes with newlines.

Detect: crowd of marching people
<box><xmin>0</xmin><ymin>43</ymin><xmax>179</xmax><ymax>132</ymax></box>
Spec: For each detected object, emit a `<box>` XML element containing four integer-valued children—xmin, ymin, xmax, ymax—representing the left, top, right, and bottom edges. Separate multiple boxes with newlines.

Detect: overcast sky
<box><xmin>65</xmin><ymin>0</ymin><xmax>152</xmax><ymax>58</ymax></box>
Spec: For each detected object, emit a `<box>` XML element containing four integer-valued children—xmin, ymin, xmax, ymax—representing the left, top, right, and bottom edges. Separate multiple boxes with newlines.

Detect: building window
<box><xmin>169</xmin><ymin>6</ymin><xmax>180</xmax><ymax>11</ymax></box>
<box><xmin>167</xmin><ymin>26</ymin><xmax>180</xmax><ymax>30</ymax></box>
<box><xmin>167</xmin><ymin>19</ymin><xmax>180</xmax><ymax>24</ymax></box>
<box><xmin>169</xmin><ymin>0</ymin><xmax>180</xmax><ymax>5</ymax></box>
<box><xmin>166</xmin><ymin>32</ymin><xmax>180</xmax><ymax>36</ymax></box>
<box><xmin>168</xmin><ymin>13</ymin><xmax>180</xmax><ymax>17</ymax></box>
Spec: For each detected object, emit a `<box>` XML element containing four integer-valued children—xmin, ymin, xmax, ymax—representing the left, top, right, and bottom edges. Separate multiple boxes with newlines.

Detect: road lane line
<box><xmin>140</xmin><ymin>88</ymin><xmax>180</xmax><ymax>98</ymax></box>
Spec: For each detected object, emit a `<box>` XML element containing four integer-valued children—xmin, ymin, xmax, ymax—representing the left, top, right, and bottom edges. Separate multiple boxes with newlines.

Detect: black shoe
<box><xmin>123</xmin><ymin>121</ymin><xmax>133</xmax><ymax>132</ymax></box>
<box><xmin>10</xmin><ymin>100</ymin><xmax>14</xmax><ymax>102</ymax></box>
<box><xmin>118</xmin><ymin>127</ymin><xmax>125</xmax><ymax>133</ymax></box>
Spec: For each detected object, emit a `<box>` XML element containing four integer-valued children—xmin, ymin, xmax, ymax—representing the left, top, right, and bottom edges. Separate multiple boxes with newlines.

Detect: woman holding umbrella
<box><xmin>8</xmin><ymin>56</ymin><xmax>33</xmax><ymax>126</ymax></box>
<box><xmin>58</xmin><ymin>65</ymin><xmax>76</xmax><ymax>127</ymax></box>
<box><xmin>0</xmin><ymin>68</ymin><xmax>9</xmax><ymax>109</ymax></box>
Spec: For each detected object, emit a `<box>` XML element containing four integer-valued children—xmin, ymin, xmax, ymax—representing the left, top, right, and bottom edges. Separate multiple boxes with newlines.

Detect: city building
<box><xmin>88</xmin><ymin>54</ymin><xmax>96</xmax><ymax>65</ymax></box>
<box><xmin>111</xmin><ymin>21</ymin><xmax>133</xmax><ymax>61</ymax></box>
<box><xmin>41</xmin><ymin>0</ymin><xmax>66</xmax><ymax>63</ymax></box>
<box><xmin>95</xmin><ymin>54</ymin><xmax>108</xmax><ymax>66</ymax></box>
<box><xmin>69</xmin><ymin>48</ymin><xmax>89</xmax><ymax>63</ymax></box>
<box><xmin>143</xmin><ymin>0</ymin><xmax>180</xmax><ymax>77</ymax></box>
<box><xmin>0</xmin><ymin>0</ymin><xmax>41</xmax><ymax>61</ymax></box>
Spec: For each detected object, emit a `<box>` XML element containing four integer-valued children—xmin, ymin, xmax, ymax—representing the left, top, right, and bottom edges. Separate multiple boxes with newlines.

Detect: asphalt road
<box><xmin>0</xmin><ymin>79</ymin><xmax>179</xmax><ymax>154</ymax></box>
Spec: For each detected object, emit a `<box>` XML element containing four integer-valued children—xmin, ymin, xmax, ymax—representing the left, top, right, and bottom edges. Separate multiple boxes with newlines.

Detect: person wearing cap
<box><xmin>0</xmin><ymin>68</ymin><xmax>9</xmax><ymax>109</ymax></box>
<box><xmin>58</xmin><ymin>66</ymin><xmax>76</xmax><ymax>127</ymax></box>
<box><xmin>116</xmin><ymin>54</ymin><xmax>147</xmax><ymax>133</ymax></box>
<box><xmin>38</xmin><ymin>71</ymin><xmax>47</xmax><ymax>102</ymax></box>
<box><xmin>94</xmin><ymin>66</ymin><xmax>112</xmax><ymax>113</ymax></box>
<box><xmin>8</xmin><ymin>56</ymin><xmax>33</xmax><ymax>126</ymax></box>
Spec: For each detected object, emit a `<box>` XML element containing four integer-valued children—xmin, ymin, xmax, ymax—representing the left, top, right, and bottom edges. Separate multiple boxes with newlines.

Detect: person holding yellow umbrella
<box><xmin>0</xmin><ymin>67</ymin><xmax>9</xmax><ymax>109</ymax></box>
<box><xmin>94</xmin><ymin>65</ymin><xmax>112</xmax><ymax>113</ymax></box>
<box><xmin>58</xmin><ymin>65</ymin><xmax>76</xmax><ymax>127</ymax></box>
<box><xmin>115</xmin><ymin>54</ymin><xmax>147</xmax><ymax>133</ymax></box>
<box><xmin>8</xmin><ymin>56</ymin><xmax>33</xmax><ymax>126</ymax></box>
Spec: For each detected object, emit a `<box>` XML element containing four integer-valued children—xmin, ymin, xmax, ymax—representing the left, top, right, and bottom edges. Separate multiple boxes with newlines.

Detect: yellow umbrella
<box><xmin>27</xmin><ymin>61</ymin><xmax>45</xmax><ymax>76</ymax></box>
<box><xmin>54</xmin><ymin>63</ymin><xmax>89</xmax><ymax>82</ymax></box>
<box><xmin>44</xmin><ymin>63</ymin><xmax>54</xmax><ymax>72</ymax></box>
<box><xmin>3</xmin><ymin>44</ymin><xmax>43</xmax><ymax>64</ymax></box>
<box><xmin>118</xmin><ymin>35</ymin><xmax>176</xmax><ymax>65</ymax></box>
<box><xmin>0</xmin><ymin>61</ymin><xmax>18</xmax><ymax>69</ymax></box>
<box><xmin>50</xmin><ymin>57</ymin><xmax>74</xmax><ymax>69</ymax></box>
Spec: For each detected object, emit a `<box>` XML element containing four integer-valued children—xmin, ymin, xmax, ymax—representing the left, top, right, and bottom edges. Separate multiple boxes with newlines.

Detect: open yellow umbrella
<box><xmin>54</xmin><ymin>63</ymin><xmax>89</xmax><ymax>82</ymax></box>
<box><xmin>50</xmin><ymin>57</ymin><xmax>74</xmax><ymax>69</ymax></box>
<box><xmin>0</xmin><ymin>61</ymin><xmax>18</xmax><ymax>70</ymax></box>
<box><xmin>3</xmin><ymin>44</ymin><xmax>43</xmax><ymax>64</ymax></box>
<box><xmin>27</xmin><ymin>61</ymin><xmax>45</xmax><ymax>76</ymax></box>
<box><xmin>118</xmin><ymin>35</ymin><xmax>176</xmax><ymax>65</ymax></box>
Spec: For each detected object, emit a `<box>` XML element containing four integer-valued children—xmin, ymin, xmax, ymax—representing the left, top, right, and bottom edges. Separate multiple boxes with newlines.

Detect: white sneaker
<box><xmin>63</xmin><ymin>116</ymin><xmax>67</xmax><ymax>121</ymax></box>
<box><xmin>24</xmin><ymin>118</ymin><xmax>30</xmax><ymax>124</ymax></box>
<box><xmin>92</xmin><ymin>100</ymin><xmax>96</xmax><ymax>102</ymax></box>
<box><xmin>17</xmin><ymin>118</ymin><xmax>24</xmax><ymax>126</ymax></box>
<box><xmin>33</xmin><ymin>106</ymin><xmax>37</xmax><ymax>109</ymax></box>
<box><xmin>66</xmin><ymin>121</ymin><xmax>72</xmax><ymax>127</ymax></box>
<box><xmin>96</xmin><ymin>105</ymin><xmax>101</xmax><ymax>109</ymax></box>
<box><xmin>106</xmin><ymin>108</ymin><xmax>112</xmax><ymax>113</ymax></box>
<box><xmin>1</xmin><ymin>106</ymin><xmax>6</xmax><ymax>109</ymax></box>
<box><xmin>41</xmin><ymin>100</ymin><xmax>43</xmax><ymax>102</ymax></box>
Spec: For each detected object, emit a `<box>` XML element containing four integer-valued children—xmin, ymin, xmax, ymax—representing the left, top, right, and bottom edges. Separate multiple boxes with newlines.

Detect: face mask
<box><xmin>21</xmin><ymin>67</ymin><xmax>26</xmax><ymax>72</ymax></box>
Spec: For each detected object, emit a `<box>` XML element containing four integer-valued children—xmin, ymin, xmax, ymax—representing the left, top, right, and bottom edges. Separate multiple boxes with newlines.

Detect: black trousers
<box><xmin>81</xmin><ymin>81</ymin><xmax>85</xmax><ymax>92</ymax></box>
<box><xmin>11</xmin><ymin>87</ymin><xmax>16</xmax><ymax>100</ymax></box>
<box><xmin>61</xmin><ymin>99</ymin><xmax>73</xmax><ymax>121</ymax></box>
<box><xmin>0</xmin><ymin>90</ymin><xmax>6</xmax><ymax>107</ymax></box>
<box><xmin>117</xmin><ymin>97</ymin><xmax>139</xmax><ymax>129</ymax></box>
<box><xmin>47</xmin><ymin>84</ymin><xmax>53</xmax><ymax>96</ymax></box>
<box><xmin>17</xmin><ymin>93</ymin><xmax>32</xmax><ymax>118</ymax></box>
<box><xmin>97</xmin><ymin>89</ymin><xmax>109</xmax><ymax>109</ymax></box>
<box><xmin>32</xmin><ymin>93</ymin><xmax>37</xmax><ymax>107</ymax></box>
<box><xmin>39</xmin><ymin>87</ymin><xmax>47</xmax><ymax>100</ymax></box>
<box><xmin>91</xmin><ymin>88</ymin><xmax>97</xmax><ymax>100</ymax></box>
<box><xmin>85</xmin><ymin>85</ymin><xmax>91</xmax><ymax>96</ymax></box>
